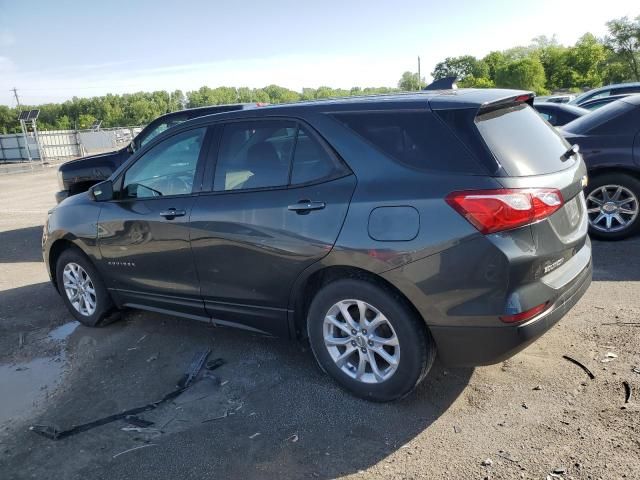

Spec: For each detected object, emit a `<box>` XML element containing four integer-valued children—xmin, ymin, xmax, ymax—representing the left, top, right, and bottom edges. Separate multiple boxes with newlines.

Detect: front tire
<box><xmin>307</xmin><ymin>278</ymin><xmax>435</xmax><ymax>402</ymax></box>
<box><xmin>55</xmin><ymin>248</ymin><xmax>115</xmax><ymax>327</ymax></box>
<box><xmin>585</xmin><ymin>173</ymin><xmax>640</xmax><ymax>240</ymax></box>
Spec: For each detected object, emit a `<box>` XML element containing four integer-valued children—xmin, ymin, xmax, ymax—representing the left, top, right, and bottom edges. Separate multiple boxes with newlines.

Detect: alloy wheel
<box><xmin>586</xmin><ymin>184</ymin><xmax>639</xmax><ymax>233</ymax></box>
<box><xmin>323</xmin><ymin>299</ymin><xmax>400</xmax><ymax>384</ymax></box>
<box><xmin>63</xmin><ymin>262</ymin><xmax>97</xmax><ymax>316</ymax></box>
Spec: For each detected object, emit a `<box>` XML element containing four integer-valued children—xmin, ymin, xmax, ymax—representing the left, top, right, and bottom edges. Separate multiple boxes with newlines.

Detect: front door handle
<box><xmin>160</xmin><ymin>208</ymin><xmax>186</xmax><ymax>219</ymax></box>
<box><xmin>288</xmin><ymin>200</ymin><xmax>326</xmax><ymax>214</ymax></box>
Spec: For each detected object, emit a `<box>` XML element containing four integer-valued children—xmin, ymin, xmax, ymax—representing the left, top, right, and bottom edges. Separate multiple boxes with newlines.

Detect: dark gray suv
<box><xmin>43</xmin><ymin>89</ymin><xmax>592</xmax><ymax>401</ymax></box>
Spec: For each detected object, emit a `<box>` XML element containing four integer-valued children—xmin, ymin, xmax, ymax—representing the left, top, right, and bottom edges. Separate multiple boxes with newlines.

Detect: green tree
<box><xmin>0</xmin><ymin>105</ymin><xmax>17</xmax><ymax>134</ymax></box>
<box><xmin>495</xmin><ymin>57</ymin><xmax>547</xmax><ymax>94</ymax></box>
<box><xmin>482</xmin><ymin>51</ymin><xmax>508</xmax><ymax>82</ymax></box>
<box><xmin>77</xmin><ymin>113</ymin><xmax>97</xmax><ymax>129</ymax></box>
<box><xmin>457</xmin><ymin>75</ymin><xmax>495</xmax><ymax>88</ymax></box>
<box><xmin>431</xmin><ymin>55</ymin><xmax>482</xmax><ymax>81</ymax></box>
<box><xmin>566</xmin><ymin>34</ymin><xmax>606</xmax><ymax>88</ymax></box>
<box><xmin>398</xmin><ymin>71</ymin><xmax>425</xmax><ymax>91</ymax></box>
<box><xmin>606</xmin><ymin>16</ymin><xmax>640</xmax><ymax>81</ymax></box>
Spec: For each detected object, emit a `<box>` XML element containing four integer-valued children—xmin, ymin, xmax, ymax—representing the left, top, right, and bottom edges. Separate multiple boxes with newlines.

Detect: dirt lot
<box><xmin>0</xmin><ymin>167</ymin><xmax>639</xmax><ymax>480</ymax></box>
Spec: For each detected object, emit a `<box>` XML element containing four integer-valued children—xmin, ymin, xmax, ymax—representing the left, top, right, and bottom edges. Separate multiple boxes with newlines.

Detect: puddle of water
<box><xmin>0</xmin><ymin>356</ymin><xmax>65</xmax><ymax>427</ymax></box>
<box><xmin>48</xmin><ymin>321</ymin><xmax>80</xmax><ymax>341</ymax></box>
<box><xmin>0</xmin><ymin>322</ymin><xmax>79</xmax><ymax>430</ymax></box>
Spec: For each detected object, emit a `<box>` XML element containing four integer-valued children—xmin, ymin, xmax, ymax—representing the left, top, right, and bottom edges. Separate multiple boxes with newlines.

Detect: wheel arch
<box><xmin>289</xmin><ymin>264</ymin><xmax>428</xmax><ymax>340</ymax></box>
<box><xmin>587</xmin><ymin>165</ymin><xmax>640</xmax><ymax>183</ymax></box>
<box><xmin>47</xmin><ymin>238</ymin><xmax>94</xmax><ymax>293</ymax></box>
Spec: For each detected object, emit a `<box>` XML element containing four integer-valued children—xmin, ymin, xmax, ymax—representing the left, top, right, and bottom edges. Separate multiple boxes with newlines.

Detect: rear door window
<box><xmin>331</xmin><ymin>111</ymin><xmax>485</xmax><ymax>174</ymax></box>
<box><xmin>475</xmin><ymin>104</ymin><xmax>572</xmax><ymax>176</ymax></box>
<box><xmin>290</xmin><ymin>127</ymin><xmax>346</xmax><ymax>184</ymax></box>
<box><xmin>214</xmin><ymin>120</ymin><xmax>296</xmax><ymax>191</ymax></box>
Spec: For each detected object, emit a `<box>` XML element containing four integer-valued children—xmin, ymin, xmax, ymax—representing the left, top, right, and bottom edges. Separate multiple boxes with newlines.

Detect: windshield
<box><xmin>132</xmin><ymin>114</ymin><xmax>190</xmax><ymax>151</ymax></box>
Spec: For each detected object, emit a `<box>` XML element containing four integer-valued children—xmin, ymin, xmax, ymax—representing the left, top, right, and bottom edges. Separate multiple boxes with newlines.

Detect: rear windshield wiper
<box><xmin>561</xmin><ymin>144</ymin><xmax>579</xmax><ymax>161</ymax></box>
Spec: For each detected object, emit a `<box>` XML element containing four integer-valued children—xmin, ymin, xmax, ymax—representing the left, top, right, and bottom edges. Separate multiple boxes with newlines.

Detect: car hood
<box><xmin>59</xmin><ymin>147</ymin><xmax>128</xmax><ymax>171</ymax></box>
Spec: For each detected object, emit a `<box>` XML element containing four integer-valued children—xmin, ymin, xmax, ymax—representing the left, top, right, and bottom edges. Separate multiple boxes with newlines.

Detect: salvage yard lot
<box><xmin>0</xmin><ymin>167</ymin><xmax>639</xmax><ymax>480</ymax></box>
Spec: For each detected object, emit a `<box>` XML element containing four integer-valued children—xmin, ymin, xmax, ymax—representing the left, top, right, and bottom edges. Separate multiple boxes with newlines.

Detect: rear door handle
<box><xmin>288</xmin><ymin>200</ymin><xmax>326</xmax><ymax>214</ymax></box>
<box><xmin>160</xmin><ymin>208</ymin><xmax>186</xmax><ymax>219</ymax></box>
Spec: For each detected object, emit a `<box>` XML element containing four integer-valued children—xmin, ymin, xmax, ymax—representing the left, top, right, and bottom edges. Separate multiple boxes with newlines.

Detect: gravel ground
<box><xmin>0</xmin><ymin>167</ymin><xmax>639</xmax><ymax>480</ymax></box>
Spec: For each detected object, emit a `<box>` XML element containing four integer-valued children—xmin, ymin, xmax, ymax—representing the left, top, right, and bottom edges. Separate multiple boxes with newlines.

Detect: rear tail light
<box><xmin>445</xmin><ymin>188</ymin><xmax>564</xmax><ymax>234</ymax></box>
<box><xmin>500</xmin><ymin>302</ymin><xmax>550</xmax><ymax>324</ymax></box>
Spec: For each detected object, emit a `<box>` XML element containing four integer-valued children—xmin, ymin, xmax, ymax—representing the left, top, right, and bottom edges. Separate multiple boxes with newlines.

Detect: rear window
<box><xmin>331</xmin><ymin>111</ymin><xmax>485</xmax><ymax>174</ymax></box>
<box><xmin>475</xmin><ymin>104</ymin><xmax>572</xmax><ymax>176</ymax></box>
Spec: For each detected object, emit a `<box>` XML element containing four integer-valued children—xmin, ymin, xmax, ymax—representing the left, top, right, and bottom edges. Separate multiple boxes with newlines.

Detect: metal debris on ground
<box><xmin>562</xmin><ymin>355</ymin><xmax>595</xmax><ymax>380</ymax></box>
<box><xmin>202</xmin><ymin>410</ymin><xmax>232</xmax><ymax>423</ymax></box>
<box><xmin>112</xmin><ymin>444</ymin><xmax>157</xmax><ymax>459</ymax></box>
<box><xmin>121</xmin><ymin>426</ymin><xmax>161</xmax><ymax>434</ymax></box>
<box><xmin>206</xmin><ymin>358</ymin><xmax>225</xmax><ymax>371</ymax></box>
<box><xmin>146</xmin><ymin>354</ymin><xmax>158</xmax><ymax>363</ymax></box>
<box><xmin>601</xmin><ymin>352</ymin><xmax>618</xmax><ymax>363</ymax></box>
<box><xmin>497</xmin><ymin>450</ymin><xmax>519</xmax><ymax>463</ymax></box>
<box><xmin>633</xmin><ymin>366</ymin><xmax>640</xmax><ymax>375</ymax></box>
<box><xmin>481</xmin><ymin>458</ymin><xmax>493</xmax><ymax>466</ymax></box>
<box><xmin>623</xmin><ymin>381</ymin><xmax>632</xmax><ymax>404</ymax></box>
<box><xmin>124</xmin><ymin>415</ymin><xmax>154</xmax><ymax>428</ymax></box>
<box><xmin>18</xmin><ymin>332</ymin><xmax>24</xmax><ymax>348</ymax></box>
<box><xmin>249</xmin><ymin>432</ymin><xmax>261</xmax><ymax>439</ymax></box>
<box><xmin>286</xmin><ymin>433</ymin><xmax>299</xmax><ymax>443</ymax></box>
<box><xmin>177</xmin><ymin>349</ymin><xmax>212</xmax><ymax>389</ymax></box>
<box><xmin>30</xmin><ymin>349</ymin><xmax>212</xmax><ymax>441</ymax></box>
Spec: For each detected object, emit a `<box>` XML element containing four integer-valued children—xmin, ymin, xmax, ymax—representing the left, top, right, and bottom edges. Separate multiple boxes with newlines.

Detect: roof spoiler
<box><xmin>424</xmin><ymin>76</ymin><xmax>458</xmax><ymax>91</ymax></box>
<box><xmin>478</xmin><ymin>92</ymin><xmax>535</xmax><ymax>113</ymax></box>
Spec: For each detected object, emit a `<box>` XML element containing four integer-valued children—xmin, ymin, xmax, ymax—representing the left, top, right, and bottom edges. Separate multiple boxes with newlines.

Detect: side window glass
<box><xmin>290</xmin><ymin>127</ymin><xmax>345</xmax><ymax>184</ymax></box>
<box><xmin>138</xmin><ymin>115</ymin><xmax>189</xmax><ymax>149</ymax></box>
<box><xmin>123</xmin><ymin>127</ymin><xmax>205</xmax><ymax>199</ymax></box>
<box><xmin>591</xmin><ymin>90</ymin><xmax>610</xmax><ymax>100</ymax></box>
<box><xmin>214</xmin><ymin>121</ymin><xmax>296</xmax><ymax>191</ymax></box>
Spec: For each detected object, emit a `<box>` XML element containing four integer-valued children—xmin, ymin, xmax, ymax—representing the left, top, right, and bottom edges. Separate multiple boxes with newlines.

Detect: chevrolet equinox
<box><xmin>43</xmin><ymin>89</ymin><xmax>593</xmax><ymax>401</ymax></box>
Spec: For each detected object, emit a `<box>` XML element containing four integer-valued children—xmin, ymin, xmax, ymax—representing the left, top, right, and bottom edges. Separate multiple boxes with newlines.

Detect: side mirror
<box><xmin>91</xmin><ymin>180</ymin><xmax>114</xmax><ymax>202</ymax></box>
<box><xmin>127</xmin><ymin>141</ymin><xmax>136</xmax><ymax>154</ymax></box>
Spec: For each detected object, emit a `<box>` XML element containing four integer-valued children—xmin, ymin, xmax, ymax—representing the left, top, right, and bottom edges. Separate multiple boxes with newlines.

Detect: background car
<box><xmin>55</xmin><ymin>103</ymin><xmax>262</xmax><ymax>203</ymax></box>
<box><xmin>44</xmin><ymin>89</ymin><xmax>592</xmax><ymax>401</ymax></box>
<box><xmin>561</xmin><ymin>94</ymin><xmax>640</xmax><ymax>239</ymax></box>
<box><xmin>533</xmin><ymin>102</ymin><xmax>589</xmax><ymax>126</ymax></box>
<box><xmin>578</xmin><ymin>94</ymin><xmax>631</xmax><ymax>111</ymax></box>
<box><xmin>534</xmin><ymin>94</ymin><xmax>575</xmax><ymax>104</ymax></box>
<box><xmin>569</xmin><ymin>82</ymin><xmax>640</xmax><ymax>106</ymax></box>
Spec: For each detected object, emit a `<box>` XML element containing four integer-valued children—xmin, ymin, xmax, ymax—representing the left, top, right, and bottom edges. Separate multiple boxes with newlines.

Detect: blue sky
<box><xmin>0</xmin><ymin>0</ymin><xmax>637</xmax><ymax>105</ymax></box>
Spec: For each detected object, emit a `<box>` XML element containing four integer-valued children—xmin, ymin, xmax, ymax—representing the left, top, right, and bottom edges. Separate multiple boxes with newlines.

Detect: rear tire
<box><xmin>585</xmin><ymin>173</ymin><xmax>640</xmax><ymax>240</ymax></box>
<box><xmin>307</xmin><ymin>278</ymin><xmax>435</xmax><ymax>402</ymax></box>
<box><xmin>55</xmin><ymin>248</ymin><xmax>116</xmax><ymax>327</ymax></box>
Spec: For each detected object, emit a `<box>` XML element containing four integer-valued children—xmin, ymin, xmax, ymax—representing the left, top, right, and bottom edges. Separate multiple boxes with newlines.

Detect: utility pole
<box><xmin>11</xmin><ymin>87</ymin><xmax>21</xmax><ymax>109</ymax></box>
<box><xmin>417</xmin><ymin>57</ymin><xmax>421</xmax><ymax>90</ymax></box>
<box><xmin>12</xmin><ymin>87</ymin><xmax>32</xmax><ymax>162</ymax></box>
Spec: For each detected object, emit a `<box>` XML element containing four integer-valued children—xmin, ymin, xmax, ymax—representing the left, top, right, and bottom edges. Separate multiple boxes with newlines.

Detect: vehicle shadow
<box><xmin>591</xmin><ymin>236</ymin><xmax>640</xmax><ymax>281</ymax></box>
<box><xmin>0</xmin><ymin>311</ymin><xmax>473</xmax><ymax>480</ymax></box>
<box><xmin>0</xmin><ymin>225</ymin><xmax>44</xmax><ymax>263</ymax></box>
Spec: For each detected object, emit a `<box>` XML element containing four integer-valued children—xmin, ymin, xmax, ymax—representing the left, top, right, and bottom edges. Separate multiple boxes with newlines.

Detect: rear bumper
<box><xmin>431</xmin><ymin>257</ymin><xmax>592</xmax><ymax>367</ymax></box>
